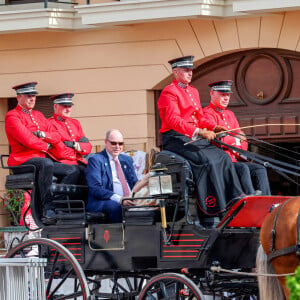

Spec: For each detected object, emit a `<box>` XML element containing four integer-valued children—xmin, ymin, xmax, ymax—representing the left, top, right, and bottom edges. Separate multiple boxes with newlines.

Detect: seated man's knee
<box><xmin>249</xmin><ymin>164</ymin><xmax>268</xmax><ymax>176</ymax></box>
<box><xmin>234</xmin><ymin>163</ymin><xmax>250</xmax><ymax>177</ymax></box>
<box><xmin>41</xmin><ymin>158</ymin><xmax>54</xmax><ymax>172</ymax></box>
<box><xmin>106</xmin><ymin>201</ymin><xmax>122</xmax><ymax>223</ymax></box>
<box><xmin>64</xmin><ymin>165</ymin><xmax>80</xmax><ymax>176</ymax></box>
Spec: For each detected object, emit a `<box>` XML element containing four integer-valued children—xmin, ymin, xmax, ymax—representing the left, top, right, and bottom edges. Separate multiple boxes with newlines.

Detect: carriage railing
<box><xmin>0</xmin><ymin>154</ymin><xmax>41</xmax><ymax>229</ymax></box>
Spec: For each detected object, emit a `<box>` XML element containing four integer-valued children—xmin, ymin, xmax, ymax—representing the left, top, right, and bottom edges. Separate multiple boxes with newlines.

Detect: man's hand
<box><xmin>239</xmin><ymin>130</ymin><xmax>247</xmax><ymax>142</ymax></box>
<box><xmin>214</xmin><ymin>125</ymin><xmax>228</xmax><ymax>133</ymax></box>
<box><xmin>199</xmin><ymin>128</ymin><xmax>216</xmax><ymax>141</ymax></box>
<box><xmin>122</xmin><ymin>199</ymin><xmax>136</xmax><ymax>206</ymax></box>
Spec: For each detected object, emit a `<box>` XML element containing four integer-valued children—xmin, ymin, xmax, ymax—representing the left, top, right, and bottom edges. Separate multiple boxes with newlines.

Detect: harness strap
<box><xmin>269</xmin><ymin>197</ymin><xmax>294</xmax><ymax>255</ymax></box>
<box><xmin>267</xmin><ymin>202</ymin><xmax>300</xmax><ymax>262</ymax></box>
<box><xmin>269</xmin><ymin>198</ymin><xmax>293</xmax><ymax>252</ymax></box>
<box><xmin>267</xmin><ymin>245</ymin><xmax>299</xmax><ymax>262</ymax></box>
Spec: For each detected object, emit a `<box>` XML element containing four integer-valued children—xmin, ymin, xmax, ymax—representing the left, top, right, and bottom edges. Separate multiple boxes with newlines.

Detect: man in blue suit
<box><xmin>85</xmin><ymin>129</ymin><xmax>138</xmax><ymax>222</ymax></box>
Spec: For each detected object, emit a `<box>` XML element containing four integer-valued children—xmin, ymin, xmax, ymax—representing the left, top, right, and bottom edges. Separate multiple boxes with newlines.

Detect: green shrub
<box><xmin>287</xmin><ymin>265</ymin><xmax>300</xmax><ymax>300</ymax></box>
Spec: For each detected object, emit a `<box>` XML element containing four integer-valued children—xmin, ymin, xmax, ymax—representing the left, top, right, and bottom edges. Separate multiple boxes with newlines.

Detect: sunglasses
<box><xmin>108</xmin><ymin>140</ymin><xmax>124</xmax><ymax>146</ymax></box>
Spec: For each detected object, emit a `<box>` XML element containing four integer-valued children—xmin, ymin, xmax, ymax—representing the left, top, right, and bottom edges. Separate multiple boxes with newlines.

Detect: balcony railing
<box><xmin>0</xmin><ymin>0</ymin><xmax>77</xmax><ymax>9</ymax></box>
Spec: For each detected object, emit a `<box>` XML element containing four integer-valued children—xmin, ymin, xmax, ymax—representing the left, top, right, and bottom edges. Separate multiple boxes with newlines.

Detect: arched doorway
<box><xmin>155</xmin><ymin>48</ymin><xmax>300</xmax><ymax>195</ymax></box>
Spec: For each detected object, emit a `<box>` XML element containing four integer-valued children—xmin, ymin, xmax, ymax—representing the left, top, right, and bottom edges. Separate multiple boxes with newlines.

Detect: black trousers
<box><xmin>20</xmin><ymin>158</ymin><xmax>81</xmax><ymax>211</ymax></box>
<box><xmin>162</xmin><ymin>131</ymin><xmax>244</xmax><ymax>215</ymax></box>
<box><xmin>234</xmin><ymin>162</ymin><xmax>271</xmax><ymax>195</ymax></box>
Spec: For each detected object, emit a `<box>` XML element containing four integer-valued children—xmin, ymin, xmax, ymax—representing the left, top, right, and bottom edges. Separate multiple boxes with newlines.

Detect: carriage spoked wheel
<box><xmin>6</xmin><ymin>238</ymin><xmax>91</xmax><ymax>300</ymax></box>
<box><xmin>87</xmin><ymin>273</ymin><xmax>150</xmax><ymax>299</ymax></box>
<box><xmin>138</xmin><ymin>273</ymin><xmax>205</xmax><ymax>300</ymax></box>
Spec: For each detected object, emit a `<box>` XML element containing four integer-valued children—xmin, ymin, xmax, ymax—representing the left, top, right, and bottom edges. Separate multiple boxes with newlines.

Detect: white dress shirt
<box><xmin>107</xmin><ymin>151</ymin><xmax>130</xmax><ymax>203</ymax></box>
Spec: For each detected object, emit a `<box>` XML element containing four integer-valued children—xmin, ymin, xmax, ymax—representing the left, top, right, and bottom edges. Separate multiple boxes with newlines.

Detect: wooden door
<box><xmin>192</xmin><ymin>48</ymin><xmax>300</xmax><ymax>143</ymax></box>
<box><xmin>155</xmin><ymin>48</ymin><xmax>300</xmax><ymax>195</ymax></box>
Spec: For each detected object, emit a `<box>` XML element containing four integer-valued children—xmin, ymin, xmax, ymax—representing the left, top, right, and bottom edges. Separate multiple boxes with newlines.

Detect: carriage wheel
<box><xmin>87</xmin><ymin>273</ymin><xmax>149</xmax><ymax>299</ymax></box>
<box><xmin>6</xmin><ymin>238</ymin><xmax>90</xmax><ymax>300</ymax></box>
<box><xmin>138</xmin><ymin>272</ymin><xmax>205</xmax><ymax>300</ymax></box>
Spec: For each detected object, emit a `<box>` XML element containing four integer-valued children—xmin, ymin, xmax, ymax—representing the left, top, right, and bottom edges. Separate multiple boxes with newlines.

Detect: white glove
<box><xmin>74</xmin><ymin>142</ymin><xmax>81</xmax><ymax>152</ymax></box>
<box><xmin>38</xmin><ymin>131</ymin><xmax>46</xmax><ymax>139</ymax></box>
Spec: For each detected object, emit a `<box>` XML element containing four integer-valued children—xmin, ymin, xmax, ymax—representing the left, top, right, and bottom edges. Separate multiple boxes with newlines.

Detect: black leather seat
<box><xmin>5</xmin><ymin>172</ymin><xmax>35</xmax><ymax>190</ymax></box>
<box><xmin>50</xmin><ymin>183</ymin><xmax>107</xmax><ymax>224</ymax></box>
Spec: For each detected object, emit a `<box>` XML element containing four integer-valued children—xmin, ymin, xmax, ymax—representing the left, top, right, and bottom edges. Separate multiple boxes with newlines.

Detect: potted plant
<box><xmin>0</xmin><ymin>189</ymin><xmax>27</xmax><ymax>250</ymax></box>
<box><xmin>1</xmin><ymin>189</ymin><xmax>25</xmax><ymax>226</ymax></box>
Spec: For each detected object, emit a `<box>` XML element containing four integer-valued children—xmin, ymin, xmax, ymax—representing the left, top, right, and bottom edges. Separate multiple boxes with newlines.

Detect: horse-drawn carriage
<box><xmin>0</xmin><ymin>145</ymin><xmax>298</xmax><ymax>299</ymax></box>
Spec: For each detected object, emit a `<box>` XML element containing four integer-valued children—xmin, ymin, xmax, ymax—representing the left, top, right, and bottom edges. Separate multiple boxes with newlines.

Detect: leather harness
<box><xmin>267</xmin><ymin>197</ymin><xmax>300</xmax><ymax>262</ymax></box>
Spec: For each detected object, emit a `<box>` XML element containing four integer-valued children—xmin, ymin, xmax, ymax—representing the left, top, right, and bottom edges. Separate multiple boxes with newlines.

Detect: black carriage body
<box><xmin>41</xmin><ymin>222</ymin><xmax>260</xmax><ymax>273</ymax></box>
<box><xmin>1</xmin><ymin>150</ymin><xmax>270</xmax><ymax>298</ymax></box>
<box><xmin>2</xmin><ymin>150</ymin><xmax>261</xmax><ymax>274</ymax></box>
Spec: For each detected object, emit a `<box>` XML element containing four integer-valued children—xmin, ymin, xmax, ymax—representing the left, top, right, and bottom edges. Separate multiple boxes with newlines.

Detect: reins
<box><xmin>210</xmin><ymin>265</ymin><xmax>295</xmax><ymax>277</ymax></box>
<box><xmin>226</xmin><ymin>131</ymin><xmax>300</xmax><ymax>163</ymax></box>
<box><xmin>212</xmin><ymin>139</ymin><xmax>300</xmax><ymax>187</ymax></box>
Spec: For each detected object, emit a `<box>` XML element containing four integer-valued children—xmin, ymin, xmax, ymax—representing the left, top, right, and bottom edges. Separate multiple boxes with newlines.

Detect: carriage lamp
<box><xmin>149</xmin><ymin>163</ymin><xmax>173</xmax><ymax>230</ymax></box>
<box><xmin>148</xmin><ymin>163</ymin><xmax>173</xmax><ymax>196</ymax></box>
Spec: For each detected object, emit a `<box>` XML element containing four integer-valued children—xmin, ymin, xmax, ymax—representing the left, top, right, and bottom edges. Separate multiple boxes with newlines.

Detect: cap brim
<box><xmin>18</xmin><ymin>92</ymin><xmax>38</xmax><ymax>95</ymax></box>
<box><xmin>56</xmin><ymin>102</ymin><xmax>74</xmax><ymax>106</ymax></box>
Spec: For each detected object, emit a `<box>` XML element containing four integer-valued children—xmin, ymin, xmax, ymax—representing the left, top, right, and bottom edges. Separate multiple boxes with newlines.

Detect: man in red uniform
<box><xmin>48</xmin><ymin>93</ymin><xmax>92</xmax><ymax>183</ymax></box>
<box><xmin>5</xmin><ymin>82</ymin><xmax>82</xmax><ymax>223</ymax></box>
<box><xmin>158</xmin><ymin>56</ymin><xmax>245</xmax><ymax>217</ymax></box>
<box><xmin>203</xmin><ymin>80</ymin><xmax>271</xmax><ymax>195</ymax></box>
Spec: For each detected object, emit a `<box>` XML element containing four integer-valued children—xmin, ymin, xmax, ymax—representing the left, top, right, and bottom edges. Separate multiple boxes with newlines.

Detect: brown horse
<box><xmin>256</xmin><ymin>196</ymin><xmax>300</xmax><ymax>300</ymax></box>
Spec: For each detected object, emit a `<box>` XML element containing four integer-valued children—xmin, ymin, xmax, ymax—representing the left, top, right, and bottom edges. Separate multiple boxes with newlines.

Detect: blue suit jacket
<box><xmin>85</xmin><ymin>150</ymin><xmax>138</xmax><ymax>211</ymax></box>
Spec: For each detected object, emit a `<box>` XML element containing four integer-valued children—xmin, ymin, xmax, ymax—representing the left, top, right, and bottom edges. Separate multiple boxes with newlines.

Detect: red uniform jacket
<box><xmin>203</xmin><ymin>103</ymin><xmax>248</xmax><ymax>162</ymax></box>
<box><xmin>158</xmin><ymin>79</ymin><xmax>215</xmax><ymax>138</ymax></box>
<box><xmin>48</xmin><ymin>114</ymin><xmax>92</xmax><ymax>165</ymax></box>
<box><xmin>5</xmin><ymin>105</ymin><xmax>61</xmax><ymax>166</ymax></box>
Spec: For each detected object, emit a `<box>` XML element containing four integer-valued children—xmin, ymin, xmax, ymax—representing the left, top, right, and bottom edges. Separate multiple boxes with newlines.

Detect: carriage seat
<box><xmin>5</xmin><ymin>172</ymin><xmax>35</xmax><ymax>190</ymax></box>
<box><xmin>1</xmin><ymin>157</ymin><xmax>107</xmax><ymax>225</ymax></box>
<box><xmin>49</xmin><ymin>183</ymin><xmax>108</xmax><ymax>224</ymax></box>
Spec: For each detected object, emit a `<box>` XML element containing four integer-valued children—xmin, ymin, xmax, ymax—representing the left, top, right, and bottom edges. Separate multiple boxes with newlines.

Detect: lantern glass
<box><xmin>149</xmin><ymin>174</ymin><xmax>172</xmax><ymax>196</ymax></box>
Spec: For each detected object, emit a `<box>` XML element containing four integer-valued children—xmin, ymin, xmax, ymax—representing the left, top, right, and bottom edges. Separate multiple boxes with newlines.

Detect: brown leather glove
<box><xmin>214</xmin><ymin>125</ymin><xmax>228</xmax><ymax>133</ymax></box>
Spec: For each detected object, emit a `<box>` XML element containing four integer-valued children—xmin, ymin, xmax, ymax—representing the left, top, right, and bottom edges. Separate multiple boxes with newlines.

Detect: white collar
<box><xmin>106</xmin><ymin>150</ymin><xmax>119</xmax><ymax>162</ymax></box>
